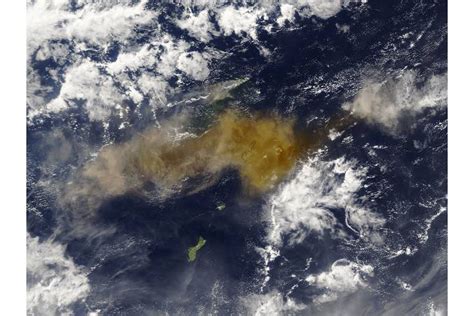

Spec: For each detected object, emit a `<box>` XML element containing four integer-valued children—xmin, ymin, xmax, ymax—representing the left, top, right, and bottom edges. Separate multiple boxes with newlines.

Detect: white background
<box><xmin>0</xmin><ymin>0</ymin><xmax>26</xmax><ymax>313</ymax></box>
<box><xmin>447</xmin><ymin>1</ymin><xmax>474</xmax><ymax>314</ymax></box>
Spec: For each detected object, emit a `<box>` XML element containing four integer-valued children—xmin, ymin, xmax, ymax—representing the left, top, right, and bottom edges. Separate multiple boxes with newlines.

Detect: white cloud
<box><xmin>28</xmin><ymin>34</ymin><xmax>195</xmax><ymax>120</ymax></box>
<box><xmin>35</xmin><ymin>41</ymin><xmax>70</xmax><ymax>63</ymax></box>
<box><xmin>156</xmin><ymin>35</ymin><xmax>191</xmax><ymax>78</ymax></box>
<box><xmin>343</xmin><ymin>71</ymin><xmax>447</xmax><ymax>132</ymax></box>
<box><xmin>266</xmin><ymin>154</ymin><xmax>371</xmax><ymax>246</ymax></box>
<box><xmin>137</xmin><ymin>73</ymin><xmax>169</xmax><ymax>106</ymax></box>
<box><xmin>174</xmin><ymin>1</ymin><xmax>356</xmax><ymax>43</ymax></box>
<box><xmin>291</xmin><ymin>0</ymin><xmax>345</xmax><ymax>20</ymax></box>
<box><xmin>176</xmin><ymin>9</ymin><xmax>217</xmax><ymax>42</ymax></box>
<box><xmin>27</xmin><ymin>0</ymin><xmax>154</xmax><ymax>57</ymax></box>
<box><xmin>241</xmin><ymin>291</ymin><xmax>305</xmax><ymax>316</ymax></box>
<box><xmin>126</xmin><ymin>86</ymin><xmax>144</xmax><ymax>104</ymax></box>
<box><xmin>27</xmin><ymin>234</ymin><xmax>90</xmax><ymax>316</ymax></box>
<box><xmin>177</xmin><ymin>51</ymin><xmax>210</xmax><ymax>81</ymax></box>
<box><xmin>26</xmin><ymin>0</ymin><xmax>157</xmax><ymax>122</ymax></box>
<box><xmin>107</xmin><ymin>34</ymin><xmax>210</xmax><ymax>83</ymax></box>
<box><xmin>66</xmin><ymin>2</ymin><xmax>153</xmax><ymax>44</ymax></box>
<box><xmin>107</xmin><ymin>44</ymin><xmax>157</xmax><ymax>74</ymax></box>
<box><xmin>259</xmin><ymin>154</ymin><xmax>383</xmax><ymax>291</ymax></box>
<box><xmin>47</xmin><ymin>60</ymin><xmax>123</xmax><ymax>121</ymax></box>
<box><xmin>27</xmin><ymin>0</ymin><xmax>357</xmax><ymax>122</ymax></box>
<box><xmin>427</xmin><ymin>301</ymin><xmax>446</xmax><ymax>316</ymax></box>
<box><xmin>305</xmin><ymin>259</ymin><xmax>373</xmax><ymax>304</ymax></box>
<box><xmin>217</xmin><ymin>6</ymin><xmax>263</xmax><ymax>40</ymax></box>
<box><xmin>277</xmin><ymin>4</ymin><xmax>296</xmax><ymax>26</ymax></box>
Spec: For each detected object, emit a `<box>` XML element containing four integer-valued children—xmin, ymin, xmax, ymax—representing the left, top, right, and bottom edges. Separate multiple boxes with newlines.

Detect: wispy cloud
<box><xmin>27</xmin><ymin>234</ymin><xmax>90</xmax><ymax>315</ymax></box>
<box><xmin>343</xmin><ymin>71</ymin><xmax>447</xmax><ymax>133</ymax></box>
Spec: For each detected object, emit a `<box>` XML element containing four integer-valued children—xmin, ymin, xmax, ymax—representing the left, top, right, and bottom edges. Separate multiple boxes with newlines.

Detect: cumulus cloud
<box><xmin>176</xmin><ymin>1</ymin><xmax>355</xmax><ymax>41</ymax></box>
<box><xmin>155</xmin><ymin>35</ymin><xmax>192</xmax><ymax>79</ymax></box>
<box><xmin>343</xmin><ymin>71</ymin><xmax>447</xmax><ymax>132</ymax></box>
<box><xmin>259</xmin><ymin>154</ymin><xmax>383</xmax><ymax>291</ymax></box>
<box><xmin>27</xmin><ymin>0</ymin><xmax>153</xmax><ymax>57</ymax></box>
<box><xmin>27</xmin><ymin>234</ymin><xmax>90</xmax><ymax>315</ymax></box>
<box><xmin>35</xmin><ymin>41</ymin><xmax>70</xmax><ymax>63</ymax></box>
<box><xmin>26</xmin><ymin>0</ymin><xmax>157</xmax><ymax>121</ymax></box>
<box><xmin>277</xmin><ymin>4</ymin><xmax>296</xmax><ymax>26</ymax></box>
<box><xmin>305</xmin><ymin>259</ymin><xmax>374</xmax><ymax>304</ymax></box>
<box><xmin>27</xmin><ymin>1</ymin><xmax>209</xmax><ymax>122</ymax></box>
<box><xmin>217</xmin><ymin>6</ymin><xmax>264</xmax><ymax>39</ymax></box>
<box><xmin>47</xmin><ymin>60</ymin><xmax>123</xmax><ymax>121</ymax></box>
<box><xmin>266</xmin><ymin>154</ymin><xmax>374</xmax><ymax>246</ymax></box>
<box><xmin>107</xmin><ymin>44</ymin><xmax>157</xmax><ymax>74</ymax></box>
<box><xmin>28</xmin><ymin>33</ymin><xmax>205</xmax><ymax>121</ymax></box>
<box><xmin>27</xmin><ymin>0</ymin><xmax>358</xmax><ymax>122</ymax></box>
<box><xmin>176</xmin><ymin>9</ymin><xmax>218</xmax><ymax>42</ymax></box>
<box><xmin>241</xmin><ymin>291</ymin><xmax>305</xmax><ymax>316</ymax></box>
<box><xmin>137</xmin><ymin>73</ymin><xmax>169</xmax><ymax>106</ymax></box>
<box><xmin>177</xmin><ymin>51</ymin><xmax>210</xmax><ymax>81</ymax></box>
<box><xmin>290</xmin><ymin>0</ymin><xmax>345</xmax><ymax>19</ymax></box>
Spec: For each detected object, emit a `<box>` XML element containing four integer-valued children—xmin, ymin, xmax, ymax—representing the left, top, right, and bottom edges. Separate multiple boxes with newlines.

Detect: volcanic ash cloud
<box><xmin>63</xmin><ymin>110</ymin><xmax>312</xmax><ymax>210</ymax></box>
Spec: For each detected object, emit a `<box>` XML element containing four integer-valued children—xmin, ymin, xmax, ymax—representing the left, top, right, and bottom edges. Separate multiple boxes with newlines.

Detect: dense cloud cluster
<box><xmin>27</xmin><ymin>234</ymin><xmax>91</xmax><ymax>315</ymax></box>
<box><xmin>27</xmin><ymin>0</ymin><xmax>358</xmax><ymax>122</ymax></box>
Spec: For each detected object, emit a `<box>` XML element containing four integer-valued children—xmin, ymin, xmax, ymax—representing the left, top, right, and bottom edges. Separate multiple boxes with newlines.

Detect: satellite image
<box><xmin>26</xmin><ymin>0</ymin><xmax>447</xmax><ymax>315</ymax></box>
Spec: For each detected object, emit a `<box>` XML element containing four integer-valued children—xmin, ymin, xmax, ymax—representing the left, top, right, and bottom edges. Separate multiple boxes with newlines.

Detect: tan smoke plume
<box><xmin>62</xmin><ymin>108</ymin><xmax>353</xmax><ymax>212</ymax></box>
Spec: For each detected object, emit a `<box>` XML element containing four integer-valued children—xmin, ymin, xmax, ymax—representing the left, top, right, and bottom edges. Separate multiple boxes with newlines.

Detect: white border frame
<box><xmin>0</xmin><ymin>1</ymin><xmax>26</xmax><ymax>314</ymax></box>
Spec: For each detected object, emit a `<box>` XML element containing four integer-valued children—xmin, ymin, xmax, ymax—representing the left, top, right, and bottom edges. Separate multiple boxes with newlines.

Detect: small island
<box><xmin>216</xmin><ymin>201</ymin><xmax>226</xmax><ymax>211</ymax></box>
<box><xmin>187</xmin><ymin>236</ymin><xmax>206</xmax><ymax>262</ymax></box>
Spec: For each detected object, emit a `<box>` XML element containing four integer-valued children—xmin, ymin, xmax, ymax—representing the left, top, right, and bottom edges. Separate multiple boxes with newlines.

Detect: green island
<box><xmin>187</xmin><ymin>236</ymin><xmax>206</xmax><ymax>262</ymax></box>
<box><xmin>216</xmin><ymin>201</ymin><xmax>226</xmax><ymax>211</ymax></box>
